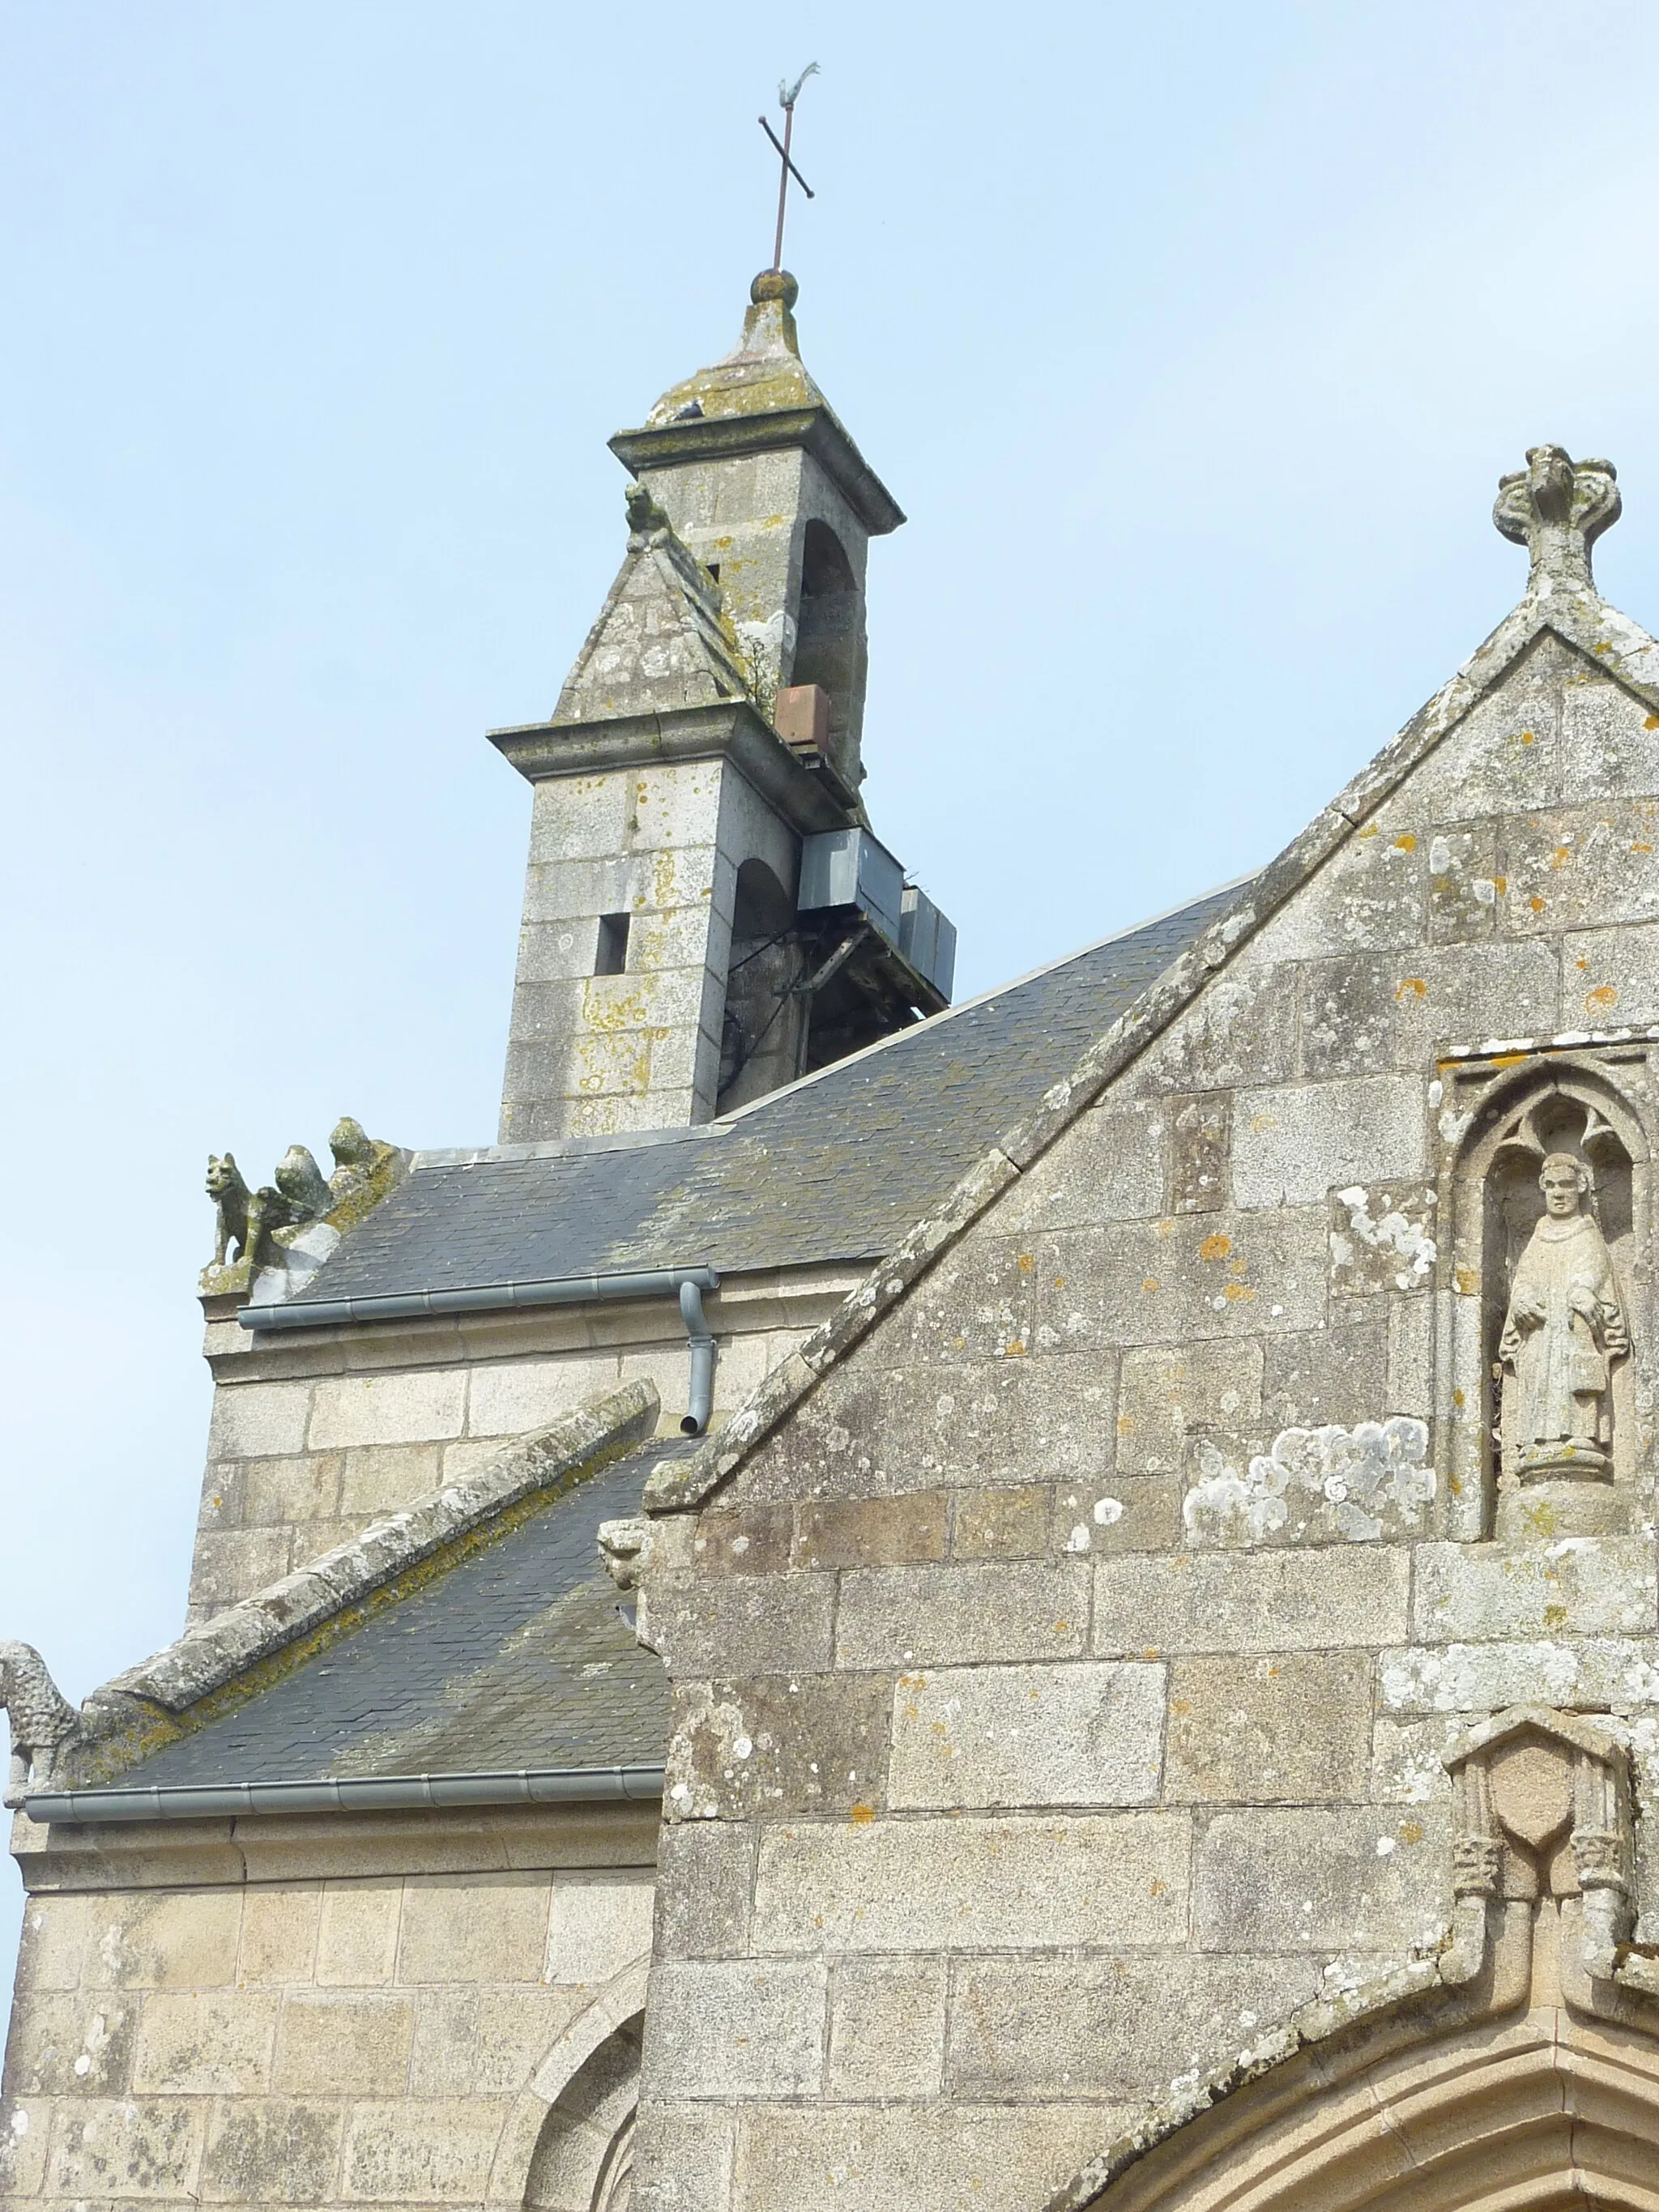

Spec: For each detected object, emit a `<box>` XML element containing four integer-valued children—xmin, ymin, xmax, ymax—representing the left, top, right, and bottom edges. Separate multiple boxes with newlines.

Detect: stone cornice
<box><xmin>488</xmin><ymin>697</ymin><xmax>859</xmax><ymax>831</ymax></box>
<box><xmin>609</xmin><ymin>407</ymin><xmax>905</xmax><ymax>538</ymax></box>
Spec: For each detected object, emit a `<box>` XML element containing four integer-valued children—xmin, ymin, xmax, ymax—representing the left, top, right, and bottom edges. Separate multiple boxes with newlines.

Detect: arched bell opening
<box><xmin>717</xmin><ymin>855</ymin><xmax>807</xmax><ymax>1113</ymax></box>
<box><xmin>521</xmin><ymin>2012</ymin><xmax>641</xmax><ymax>2212</ymax></box>
<box><xmin>789</xmin><ymin>518</ymin><xmax>868</xmax><ymax>788</ymax></box>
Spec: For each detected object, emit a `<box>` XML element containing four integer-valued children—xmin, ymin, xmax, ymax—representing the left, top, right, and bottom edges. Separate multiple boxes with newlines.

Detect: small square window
<box><xmin>595</xmin><ymin>912</ymin><xmax>630</xmax><ymax>976</ymax></box>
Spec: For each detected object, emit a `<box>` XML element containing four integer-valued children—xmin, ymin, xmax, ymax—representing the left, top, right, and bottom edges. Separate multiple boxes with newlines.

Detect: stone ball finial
<box><xmin>751</xmin><ymin>268</ymin><xmax>800</xmax><ymax>309</ymax></box>
<box><xmin>1494</xmin><ymin>445</ymin><xmax>1621</xmax><ymax>599</ymax></box>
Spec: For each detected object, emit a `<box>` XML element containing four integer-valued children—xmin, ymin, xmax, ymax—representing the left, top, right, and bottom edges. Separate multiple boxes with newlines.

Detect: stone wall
<box><xmin>501</xmin><ymin>760</ymin><xmax>798</xmax><ymax>1144</ymax></box>
<box><xmin>0</xmin><ymin>1805</ymin><xmax>655</xmax><ymax>2210</ymax></box>
<box><xmin>630</xmin><ymin>635</ymin><xmax>1659</xmax><ymax>2210</ymax></box>
<box><xmin>188</xmin><ymin>1272</ymin><xmax>854</xmax><ymax>1624</ymax></box>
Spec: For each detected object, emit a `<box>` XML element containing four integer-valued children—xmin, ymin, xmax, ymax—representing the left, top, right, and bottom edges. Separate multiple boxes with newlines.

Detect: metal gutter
<box><xmin>25</xmin><ymin>1762</ymin><xmax>666</xmax><ymax>1826</ymax></box>
<box><xmin>239</xmin><ymin>1264</ymin><xmax>718</xmax><ymax>1334</ymax></box>
<box><xmin>238</xmin><ymin>1264</ymin><xmax>721</xmax><ymax>1434</ymax></box>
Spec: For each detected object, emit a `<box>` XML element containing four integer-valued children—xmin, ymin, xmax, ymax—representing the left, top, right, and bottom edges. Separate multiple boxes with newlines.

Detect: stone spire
<box><xmin>1494</xmin><ymin>445</ymin><xmax>1621</xmax><ymax>598</ymax></box>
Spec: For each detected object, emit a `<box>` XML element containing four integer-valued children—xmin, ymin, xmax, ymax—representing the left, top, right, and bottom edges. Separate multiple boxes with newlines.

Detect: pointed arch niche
<box><xmin>1439</xmin><ymin>1043</ymin><xmax>1654</xmax><ymax>1541</ymax></box>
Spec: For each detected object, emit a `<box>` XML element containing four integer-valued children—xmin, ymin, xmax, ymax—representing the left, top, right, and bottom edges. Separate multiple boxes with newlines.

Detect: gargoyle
<box><xmin>326</xmin><ymin>1117</ymin><xmax>410</xmax><ymax>1232</ymax></box>
<box><xmin>0</xmin><ymin>1642</ymin><xmax>76</xmax><ymax>1809</ymax></box>
<box><xmin>275</xmin><ymin>1144</ymin><xmax>334</xmax><ymax>1222</ymax></box>
<box><xmin>206</xmin><ymin>1153</ymin><xmax>283</xmax><ymax>1272</ymax></box>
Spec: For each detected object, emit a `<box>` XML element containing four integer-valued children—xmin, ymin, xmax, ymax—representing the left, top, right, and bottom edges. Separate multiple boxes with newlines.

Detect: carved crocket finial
<box><xmin>1494</xmin><ymin>445</ymin><xmax>1621</xmax><ymax>597</ymax></box>
<box><xmin>0</xmin><ymin>1642</ymin><xmax>77</xmax><ymax>1809</ymax></box>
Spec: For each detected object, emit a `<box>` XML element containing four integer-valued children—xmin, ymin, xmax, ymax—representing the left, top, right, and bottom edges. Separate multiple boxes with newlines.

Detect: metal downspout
<box><xmin>679</xmin><ymin>1277</ymin><xmax>715</xmax><ymax>1434</ymax></box>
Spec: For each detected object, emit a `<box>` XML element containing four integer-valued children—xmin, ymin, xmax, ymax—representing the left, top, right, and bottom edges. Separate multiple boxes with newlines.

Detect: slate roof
<box><xmin>302</xmin><ymin>881</ymin><xmax>1248</xmax><ymax>1303</ymax></box>
<box><xmin>118</xmin><ymin>1438</ymin><xmax>694</xmax><ymax>1789</ymax></box>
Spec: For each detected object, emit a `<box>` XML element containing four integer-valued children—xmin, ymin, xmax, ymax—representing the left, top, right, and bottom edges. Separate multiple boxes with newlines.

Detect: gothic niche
<box><xmin>1476</xmin><ymin>1071</ymin><xmax>1640</xmax><ymax>1539</ymax></box>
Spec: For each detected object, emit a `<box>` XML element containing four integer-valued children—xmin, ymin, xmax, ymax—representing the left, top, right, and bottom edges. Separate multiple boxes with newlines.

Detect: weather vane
<box><xmin>759</xmin><ymin>64</ymin><xmax>818</xmax><ymax>272</ymax></box>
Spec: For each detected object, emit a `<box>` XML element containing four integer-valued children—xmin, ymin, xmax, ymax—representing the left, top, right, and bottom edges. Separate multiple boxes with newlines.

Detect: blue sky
<box><xmin>6</xmin><ymin>0</ymin><xmax>1659</xmax><ymax>1994</ymax></box>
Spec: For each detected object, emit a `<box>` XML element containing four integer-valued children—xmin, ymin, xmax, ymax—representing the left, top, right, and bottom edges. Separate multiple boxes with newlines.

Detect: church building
<box><xmin>6</xmin><ymin>261</ymin><xmax>1659</xmax><ymax>2212</ymax></box>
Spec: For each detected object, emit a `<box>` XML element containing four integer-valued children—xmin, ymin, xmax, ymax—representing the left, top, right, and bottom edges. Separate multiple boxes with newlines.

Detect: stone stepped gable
<box><xmin>15</xmin><ymin>258</ymin><xmax>1659</xmax><ymax>2212</ymax></box>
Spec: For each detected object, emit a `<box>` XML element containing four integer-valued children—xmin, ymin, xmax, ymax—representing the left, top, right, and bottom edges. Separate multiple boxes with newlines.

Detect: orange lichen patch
<box><xmin>1400</xmin><ymin>1819</ymin><xmax>1425</xmax><ymax>1846</ymax></box>
<box><xmin>1358</xmin><ymin>822</ymin><xmax>1380</xmax><ymax>839</ymax></box>
<box><xmin>1550</xmin><ymin>846</ymin><xmax>1572</xmax><ymax>869</ymax></box>
<box><xmin>1396</xmin><ymin>978</ymin><xmax>1427</xmax><ymax>1000</ymax></box>
<box><xmin>1453</xmin><ymin>1388</ymin><xmax>1465</xmax><ymax>1408</ymax></box>
<box><xmin>1052</xmin><ymin>1276</ymin><xmax>1065</xmax><ymax>1289</ymax></box>
<box><xmin>1528</xmin><ymin>896</ymin><xmax>1546</xmax><ymax>914</ymax></box>
<box><xmin>1575</xmin><ymin>956</ymin><xmax>1590</xmax><ymax>970</ymax></box>
<box><xmin>1222</xmin><ymin>1282</ymin><xmax>1256</xmax><ymax>1302</ymax></box>
<box><xmin>1393</xmin><ymin>833</ymin><xmax>1418</xmax><ymax>851</ymax></box>
<box><xmin>1490</xmin><ymin>1052</ymin><xmax>1528</xmax><ymax>1068</ymax></box>
<box><xmin>1199</xmin><ymin>1233</ymin><xmax>1231</xmax><ymax>1261</ymax></box>
<box><xmin>847</xmin><ymin>1803</ymin><xmax>875</xmax><ymax>1826</ymax></box>
<box><xmin>1118</xmin><ymin>1413</ymin><xmax>1136</xmax><ymax>1436</ymax></box>
<box><xmin>1154</xmin><ymin>1217</ymin><xmax>1175</xmax><ymax>1238</ymax></box>
<box><xmin>1588</xmin><ymin>986</ymin><xmax>1618</xmax><ymax>1010</ymax></box>
<box><xmin>1634</xmin><ymin>844</ymin><xmax>1654</xmax><ymax>855</ymax></box>
<box><xmin>1455</xmin><ymin>1267</ymin><xmax>1481</xmax><ymax>1295</ymax></box>
<box><xmin>1017</xmin><ymin>1253</ymin><xmax>1035</xmax><ymax>1273</ymax></box>
<box><xmin>1004</xmin><ymin>1339</ymin><xmax>1027</xmax><ymax>1357</ymax></box>
<box><xmin>1646</xmin><ymin>714</ymin><xmax>1659</xmax><ymax>731</ymax></box>
<box><xmin>1518</xmin><ymin>729</ymin><xmax>1537</xmax><ymax>746</ymax></box>
<box><xmin>1595</xmin><ymin>641</ymin><xmax>1614</xmax><ymax>654</ymax></box>
<box><xmin>1141</xmin><ymin>1277</ymin><xmax>1161</xmax><ymax>1294</ymax></box>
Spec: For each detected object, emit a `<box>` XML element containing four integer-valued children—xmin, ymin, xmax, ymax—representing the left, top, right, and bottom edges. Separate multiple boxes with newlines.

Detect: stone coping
<box><xmin>58</xmin><ymin>1380</ymin><xmax>659</xmax><ymax>1787</ymax></box>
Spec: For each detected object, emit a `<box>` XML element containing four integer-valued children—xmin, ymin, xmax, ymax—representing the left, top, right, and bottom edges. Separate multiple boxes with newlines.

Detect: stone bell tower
<box><xmin>493</xmin><ymin>272</ymin><xmax>952</xmax><ymax>1143</ymax></box>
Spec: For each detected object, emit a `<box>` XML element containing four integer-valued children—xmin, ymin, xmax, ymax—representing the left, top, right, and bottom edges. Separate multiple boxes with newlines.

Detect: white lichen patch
<box><xmin>1330</xmin><ymin>1185</ymin><xmax>1437</xmax><ymax>1292</ymax></box>
<box><xmin>1183</xmin><ymin>1417</ymin><xmax>1433</xmax><ymax>1546</ymax></box>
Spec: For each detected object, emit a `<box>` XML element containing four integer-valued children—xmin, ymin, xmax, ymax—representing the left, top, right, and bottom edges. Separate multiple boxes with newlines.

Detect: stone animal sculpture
<box><xmin>275</xmin><ymin>1144</ymin><xmax>334</xmax><ymax>1222</ymax></box>
<box><xmin>207</xmin><ymin>1153</ymin><xmax>265</xmax><ymax>1268</ymax></box>
<box><xmin>0</xmin><ymin>1641</ymin><xmax>76</xmax><ymax>1809</ymax></box>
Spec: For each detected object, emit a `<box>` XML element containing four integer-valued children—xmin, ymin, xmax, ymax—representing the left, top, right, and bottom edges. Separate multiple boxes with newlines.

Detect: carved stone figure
<box><xmin>1499</xmin><ymin>1152</ymin><xmax>1629</xmax><ymax>1480</ymax></box>
<box><xmin>203</xmin><ymin>1122</ymin><xmax>409</xmax><ymax>1293</ymax></box>
<box><xmin>326</xmin><ymin>1116</ymin><xmax>410</xmax><ymax>1232</ymax></box>
<box><xmin>274</xmin><ymin>1144</ymin><xmax>333</xmax><ymax>1222</ymax></box>
<box><xmin>206</xmin><ymin>1153</ymin><xmax>275</xmax><ymax>1272</ymax></box>
<box><xmin>0</xmin><ymin>1641</ymin><xmax>76</xmax><ymax>1809</ymax></box>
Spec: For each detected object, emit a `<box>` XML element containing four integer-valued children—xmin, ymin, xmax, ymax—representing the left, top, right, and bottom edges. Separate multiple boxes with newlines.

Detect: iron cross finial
<box><xmin>759</xmin><ymin>63</ymin><xmax>819</xmax><ymax>273</ymax></box>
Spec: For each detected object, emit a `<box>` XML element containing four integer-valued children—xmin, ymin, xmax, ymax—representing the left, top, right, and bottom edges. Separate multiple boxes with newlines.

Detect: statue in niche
<box><xmin>1500</xmin><ymin>1151</ymin><xmax>1629</xmax><ymax>1479</ymax></box>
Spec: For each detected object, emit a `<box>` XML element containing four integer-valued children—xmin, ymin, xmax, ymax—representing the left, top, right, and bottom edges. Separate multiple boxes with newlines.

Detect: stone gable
<box><xmin>630</xmin><ymin>520</ymin><xmax>1659</xmax><ymax>2204</ymax></box>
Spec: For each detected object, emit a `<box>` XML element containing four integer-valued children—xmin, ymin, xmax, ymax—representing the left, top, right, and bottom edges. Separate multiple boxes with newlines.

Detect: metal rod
<box><xmin>24</xmin><ymin>1762</ymin><xmax>667</xmax><ymax>1827</ymax></box>
<box><xmin>759</xmin><ymin>115</ymin><xmax>814</xmax><ymax>198</ymax></box>
<box><xmin>772</xmin><ymin>101</ymin><xmax>794</xmax><ymax>270</ymax></box>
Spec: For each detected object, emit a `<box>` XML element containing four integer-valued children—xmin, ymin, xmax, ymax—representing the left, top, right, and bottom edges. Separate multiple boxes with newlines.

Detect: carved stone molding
<box><xmin>1442</xmin><ymin>1705</ymin><xmax>1636</xmax><ymax>1990</ymax></box>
